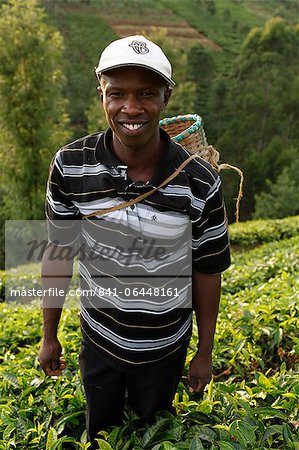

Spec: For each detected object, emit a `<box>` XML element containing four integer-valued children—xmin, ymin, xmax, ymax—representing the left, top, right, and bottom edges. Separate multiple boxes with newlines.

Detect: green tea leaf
<box><xmin>2</xmin><ymin>372</ymin><xmax>20</xmax><ymax>388</ymax></box>
<box><xmin>258</xmin><ymin>373</ymin><xmax>273</xmax><ymax>389</ymax></box>
<box><xmin>282</xmin><ymin>424</ymin><xmax>294</xmax><ymax>445</ymax></box>
<box><xmin>262</xmin><ymin>425</ymin><xmax>283</xmax><ymax>441</ymax></box>
<box><xmin>189</xmin><ymin>426</ymin><xmax>218</xmax><ymax>443</ymax></box>
<box><xmin>122</xmin><ymin>437</ymin><xmax>134</xmax><ymax>450</ymax></box>
<box><xmin>16</xmin><ymin>418</ymin><xmax>29</xmax><ymax>440</ymax></box>
<box><xmin>186</xmin><ymin>411</ymin><xmax>214</xmax><ymax>424</ymax></box>
<box><xmin>142</xmin><ymin>418</ymin><xmax>175</xmax><ymax>447</ymax></box>
<box><xmin>46</xmin><ymin>427</ymin><xmax>57</xmax><ymax>449</ymax></box>
<box><xmin>230</xmin><ymin>420</ymin><xmax>257</xmax><ymax>447</ymax></box>
<box><xmin>1</xmin><ymin>409</ymin><xmax>13</xmax><ymax>426</ymax></box>
<box><xmin>151</xmin><ymin>442</ymin><xmax>175</xmax><ymax>450</ymax></box>
<box><xmin>218</xmin><ymin>442</ymin><xmax>236</xmax><ymax>450</ymax></box>
<box><xmin>3</xmin><ymin>422</ymin><xmax>16</xmax><ymax>441</ymax></box>
<box><xmin>253</xmin><ymin>406</ymin><xmax>286</xmax><ymax>419</ymax></box>
<box><xmin>56</xmin><ymin>411</ymin><xmax>83</xmax><ymax>435</ymax></box>
<box><xmin>197</xmin><ymin>400</ymin><xmax>213</xmax><ymax>414</ymax></box>
<box><xmin>96</xmin><ymin>440</ymin><xmax>113</xmax><ymax>450</ymax></box>
<box><xmin>189</xmin><ymin>436</ymin><xmax>204</xmax><ymax>450</ymax></box>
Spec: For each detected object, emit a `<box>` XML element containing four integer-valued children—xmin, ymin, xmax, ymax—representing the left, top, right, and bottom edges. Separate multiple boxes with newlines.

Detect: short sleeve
<box><xmin>192</xmin><ymin>176</ymin><xmax>231</xmax><ymax>274</ymax></box>
<box><xmin>45</xmin><ymin>150</ymin><xmax>81</xmax><ymax>246</ymax></box>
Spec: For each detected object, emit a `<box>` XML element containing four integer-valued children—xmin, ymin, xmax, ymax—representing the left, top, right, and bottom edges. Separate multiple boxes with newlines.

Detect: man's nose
<box><xmin>121</xmin><ymin>94</ymin><xmax>143</xmax><ymax>115</ymax></box>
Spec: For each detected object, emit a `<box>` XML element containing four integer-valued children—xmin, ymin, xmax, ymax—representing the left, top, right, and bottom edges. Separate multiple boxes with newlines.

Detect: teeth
<box><xmin>123</xmin><ymin>123</ymin><xmax>143</xmax><ymax>130</ymax></box>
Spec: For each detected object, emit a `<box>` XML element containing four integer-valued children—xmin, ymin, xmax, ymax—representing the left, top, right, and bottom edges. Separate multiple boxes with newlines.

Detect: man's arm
<box><xmin>38</xmin><ymin>243</ymin><xmax>74</xmax><ymax>377</ymax></box>
<box><xmin>188</xmin><ymin>270</ymin><xmax>221</xmax><ymax>392</ymax></box>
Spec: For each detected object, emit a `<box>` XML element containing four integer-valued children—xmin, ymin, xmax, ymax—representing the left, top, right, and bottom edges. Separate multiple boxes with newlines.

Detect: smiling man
<box><xmin>99</xmin><ymin>65</ymin><xmax>171</xmax><ymax>183</ymax></box>
<box><xmin>39</xmin><ymin>35</ymin><xmax>231</xmax><ymax>449</ymax></box>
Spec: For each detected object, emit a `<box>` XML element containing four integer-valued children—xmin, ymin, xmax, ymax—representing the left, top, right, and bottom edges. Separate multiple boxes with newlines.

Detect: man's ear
<box><xmin>163</xmin><ymin>86</ymin><xmax>172</xmax><ymax>108</ymax></box>
<box><xmin>97</xmin><ymin>85</ymin><xmax>104</xmax><ymax>103</ymax></box>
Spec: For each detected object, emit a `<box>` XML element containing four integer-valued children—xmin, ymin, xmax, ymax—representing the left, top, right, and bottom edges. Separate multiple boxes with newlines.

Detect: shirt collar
<box><xmin>95</xmin><ymin>128</ymin><xmax>178</xmax><ymax>187</ymax></box>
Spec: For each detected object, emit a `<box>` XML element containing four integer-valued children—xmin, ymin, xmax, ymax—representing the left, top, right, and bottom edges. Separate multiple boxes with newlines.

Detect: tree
<box><xmin>163</xmin><ymin>81</ymin><xmax>196</xmax><ymax>119</ymax></box>
<box><xmin>187</xmin><ymin>43</ymin><xmax>215</xmax><ymax>133</ymax></box>
<box><xmin>86</xmin><ymin>93</ymin><xmax>108</xmax><ymax>134</ymax></box>
<box><xmin>223</xmin><ymin>8</ymin><xmax>231</xmax><ymax>22</ymax></box>
<box><xmin>0</xmin><ymin>0</ymin><xmax>70</xmax><ymax>220</ymax></box>
<box><xmin>217</xmin><ymin>17</ymin><xmax>299</xmax><ymax>218</ymax></box>
<box><xmin>206</xmin><ymin>0</ymin><xmax>216</xmax><ymax>15</ymax></box>
<box><xmin>253</xmin><ymin>155</ymin><xmax>299</xmax><ymax>219</ymax></box>
<box><xmin>206</xmin><ymin>77</ymin><xmax>228</xmax><ymax>143</ymax></box>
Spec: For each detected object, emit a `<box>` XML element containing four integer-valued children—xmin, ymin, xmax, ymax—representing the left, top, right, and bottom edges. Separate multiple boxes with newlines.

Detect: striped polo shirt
<box><xmin>46</xmin><ymin>128</ymin><xmax>231</xmax><ymax>370</ymax></box>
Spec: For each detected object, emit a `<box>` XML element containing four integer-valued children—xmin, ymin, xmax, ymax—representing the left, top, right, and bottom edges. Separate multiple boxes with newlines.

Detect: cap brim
<box><xmin>95</xmin><ymin>63</ymin><xmax>175</xmax><ymax>86</ymax></box>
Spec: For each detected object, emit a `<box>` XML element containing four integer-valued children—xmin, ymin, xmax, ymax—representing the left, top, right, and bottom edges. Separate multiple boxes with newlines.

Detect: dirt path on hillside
<box><xmin>110</xmin><ymin>20</ymin><xmax>222</xmax><ymax>51</ymax></box>
<box><xmin>54</xmin><ymin>4</ymin><xmax>222</xmax><ymax>51</ymax></box>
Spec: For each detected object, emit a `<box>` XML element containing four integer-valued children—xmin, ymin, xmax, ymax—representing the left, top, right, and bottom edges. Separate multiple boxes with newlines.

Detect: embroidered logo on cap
<box><xmin>129</xmin><ymin>40</ymin><xmax>149</xmax><ymax>55</ymax></box>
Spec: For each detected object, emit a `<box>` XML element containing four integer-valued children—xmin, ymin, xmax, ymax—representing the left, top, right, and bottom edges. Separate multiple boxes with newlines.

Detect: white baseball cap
<box><xmin>95</xmin><ymin>35</ymin><xmax>175</xmax><ymax>86</ymax></box>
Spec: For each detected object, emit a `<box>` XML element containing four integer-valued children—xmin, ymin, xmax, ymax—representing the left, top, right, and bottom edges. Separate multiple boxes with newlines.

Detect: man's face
<box><xmin>99</xmin><ymin>66</ymin><xmax>171</xmax><ymax>150</ymax></box>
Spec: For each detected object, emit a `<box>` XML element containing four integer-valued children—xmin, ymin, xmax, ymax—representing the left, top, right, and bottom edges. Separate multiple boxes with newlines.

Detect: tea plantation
<box><xmin>0</xmin><ymin>217</ymin><xmax>298</xmax><ymax>449</ymax></box>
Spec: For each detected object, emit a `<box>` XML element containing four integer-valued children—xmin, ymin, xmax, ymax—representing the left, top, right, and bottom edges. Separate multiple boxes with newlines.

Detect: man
<box><xmin>39</xmin><ymin>35</ymin><xmax>230</xmax><ymax>448</ymax></box>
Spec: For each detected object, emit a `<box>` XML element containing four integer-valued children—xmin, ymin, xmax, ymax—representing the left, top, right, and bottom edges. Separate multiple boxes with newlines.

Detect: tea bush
<box><xmin>229</xmin><ymin>215</ymin><xmax>299</xmax><ymax>247</ymax></box>
<box><xmin>0</xmin><ymin>228</ymin><xmax>298</xmax><ymax>449</ymax></box>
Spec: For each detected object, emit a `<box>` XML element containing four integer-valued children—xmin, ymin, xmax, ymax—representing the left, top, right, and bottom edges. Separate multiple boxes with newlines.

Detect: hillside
<box><xmin>159</xmin><ymin>0</ymin><xmax>299</xmax><ymax>73</ymax></box>
<box><xmin>41</xmin><ymin>0</ymin><xmax>299</xmax><ymax>136</ymax></box>
<box><xmin>0</xmin><ymin>0</ymin><xmax>298</xmax><ymax>251</ymax></box>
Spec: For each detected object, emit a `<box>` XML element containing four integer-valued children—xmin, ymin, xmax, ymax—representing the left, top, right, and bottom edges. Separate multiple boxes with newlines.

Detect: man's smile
<box><xmin>118</xmin><ymin>121</ymin><xmax>148</xmax><ymax>135</ymax></box>
<box><xmin>122</xmin><ymin>123</ymin><xmax>143</xmax><ymax>130</ymax></box>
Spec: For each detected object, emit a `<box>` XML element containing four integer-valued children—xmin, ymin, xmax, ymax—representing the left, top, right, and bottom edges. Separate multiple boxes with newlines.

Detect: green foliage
<box><xmin>44</xmin><ymin>4</ymin><xmax>117</xmax><ymax>137</ymax></box>
<box><xmin>187</xmin><ymin>43</ymin><xmax>215</xmax><ymax>83</ymax></box>
<box><xmin>222</xmin><ymin>234</ymin><xmax>299</xmax><ymax>293</ymax></box>
<box><xmin>163</xmin><ymin>82</ymin><xmax>196</xmax><ymax>119</ymax></box>
<box><xmin>229</xmin><ymin>215</ymin><xmax>299</xmax><ymax>246</ymax></box>
<box><xmin>206</xmin><ymin>77</ymin><xmax>228</xmax><ymax>143</ymax></box>
<box><xmin>158</xmin><ymin>0</ymin><xmax>269</xmax><ymax>75</ymax></box>
<box><xmin>218</xmin><ymin>17</ymin><xmax>299</xmax><ymax>217</ymax></box>
<box><xmin>90</xmin><ymin>0</ymin><xmax>178</xmax><ymax>24</ymax></box>
<box><xmin>186</xmin><ymin>43</ymin><xmax>215</xmax><ymax>137</ymax></box>
<box><xmin>218</xmin><ymin>238</ymin><xmax>299</xmax><ymax>375</ymax></box>
<box><xmin>254</xmin><ymin>158</ymin><xmax>299</xmax><ymax>219</ymax></box>
<box><xmin>86</xmin><ymin>96</ymin><xmax>108</xmax><ymax>134</ymax></box>
<box><xmin>42</xmin><ymin>0</ymin><xmax>298</xmax><ymax>140</ymax></box>
<box><xmin>0</xmin><ymin>0</ymin><xmax>70</xmax><ymax>220</ymax></box>
<box><xmin>31</xmin><ymin>1</ymin><xmax>299</xmax><ymax>223</ymax></box>
<box><xmin>1</xmin><ymin>219</ymin><xmax>299</xmax><ymax>448</ymax></box>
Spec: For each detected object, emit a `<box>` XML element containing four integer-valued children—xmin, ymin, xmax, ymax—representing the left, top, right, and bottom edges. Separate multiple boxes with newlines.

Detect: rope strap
<box><xmin>83</xmin><ymin>153</ymin><xmax>198</xmax><ymax>219</ymax></box>
<box><xmin>218</xmin><ymin>163</ymin><xmax>244</xmax><ymax>223</ymax></box>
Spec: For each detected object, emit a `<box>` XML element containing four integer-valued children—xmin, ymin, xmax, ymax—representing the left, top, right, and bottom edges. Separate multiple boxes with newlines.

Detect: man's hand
<box><xmin>39</xmin><ymin>243</ymin><xmax>74</xmax><ymax>377</ymax></box>
<box><xmin>38</xmin><ymin>338</ymin><xmax>66</xmax><ymax>377</ymax></box>
<box><xmin>188</xmin><ymin>352</ymin><xmax>212</xmax><ymax>393</ymax></box>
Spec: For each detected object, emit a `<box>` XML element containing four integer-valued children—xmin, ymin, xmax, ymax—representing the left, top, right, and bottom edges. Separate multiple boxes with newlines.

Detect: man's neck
<box><xmin>111</xmin><ymin>130</ymin><xmax>166</xmax><ymax>181</ymax></box>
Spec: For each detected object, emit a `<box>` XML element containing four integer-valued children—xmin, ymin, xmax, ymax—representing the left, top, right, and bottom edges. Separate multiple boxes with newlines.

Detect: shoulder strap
<box><xmin>83</xmin><ymin>153</ymin><xmax>197</xmax><ymax>219</ymax></box>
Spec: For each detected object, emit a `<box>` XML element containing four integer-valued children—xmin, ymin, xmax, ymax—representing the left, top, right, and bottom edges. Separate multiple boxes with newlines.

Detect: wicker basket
<box><xmin>159</xmin><ymin>113</ymin><xmax>244</xmax><ymax>221</ymax></box>
<box><xmin>159</xmin><ymin>114</ymin><xmax>221</xmax><ymax>169</ymax></box>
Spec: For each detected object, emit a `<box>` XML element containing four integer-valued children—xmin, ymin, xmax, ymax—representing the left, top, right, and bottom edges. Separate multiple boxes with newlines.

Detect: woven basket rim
<box><xmin>159</xmin><ymin>114</ymin><xmax>203</xmax><ymax>142</ymax></box>
<box><xmin>159</xmin><ymin>113</ymin><xmax>202</xmax><ymax>124</ymax></box>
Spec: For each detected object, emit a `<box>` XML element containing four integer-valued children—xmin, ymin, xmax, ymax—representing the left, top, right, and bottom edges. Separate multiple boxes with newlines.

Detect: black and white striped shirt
<box><xmin>46</xmin><ymin>128</ymin><xmax>230</xmax><ymax>370</ymax></box>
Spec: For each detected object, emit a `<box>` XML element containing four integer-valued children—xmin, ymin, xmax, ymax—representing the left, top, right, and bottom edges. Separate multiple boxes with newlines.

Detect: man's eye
<box><xmin>141</xmin><ymin>91</ymin><xmax>154</xmax><ymax>97</ymax></box>
<box><xmin>110</xmin><ymin>92</ymin><xmax>123</xmax><ymax>97</ymax></box>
